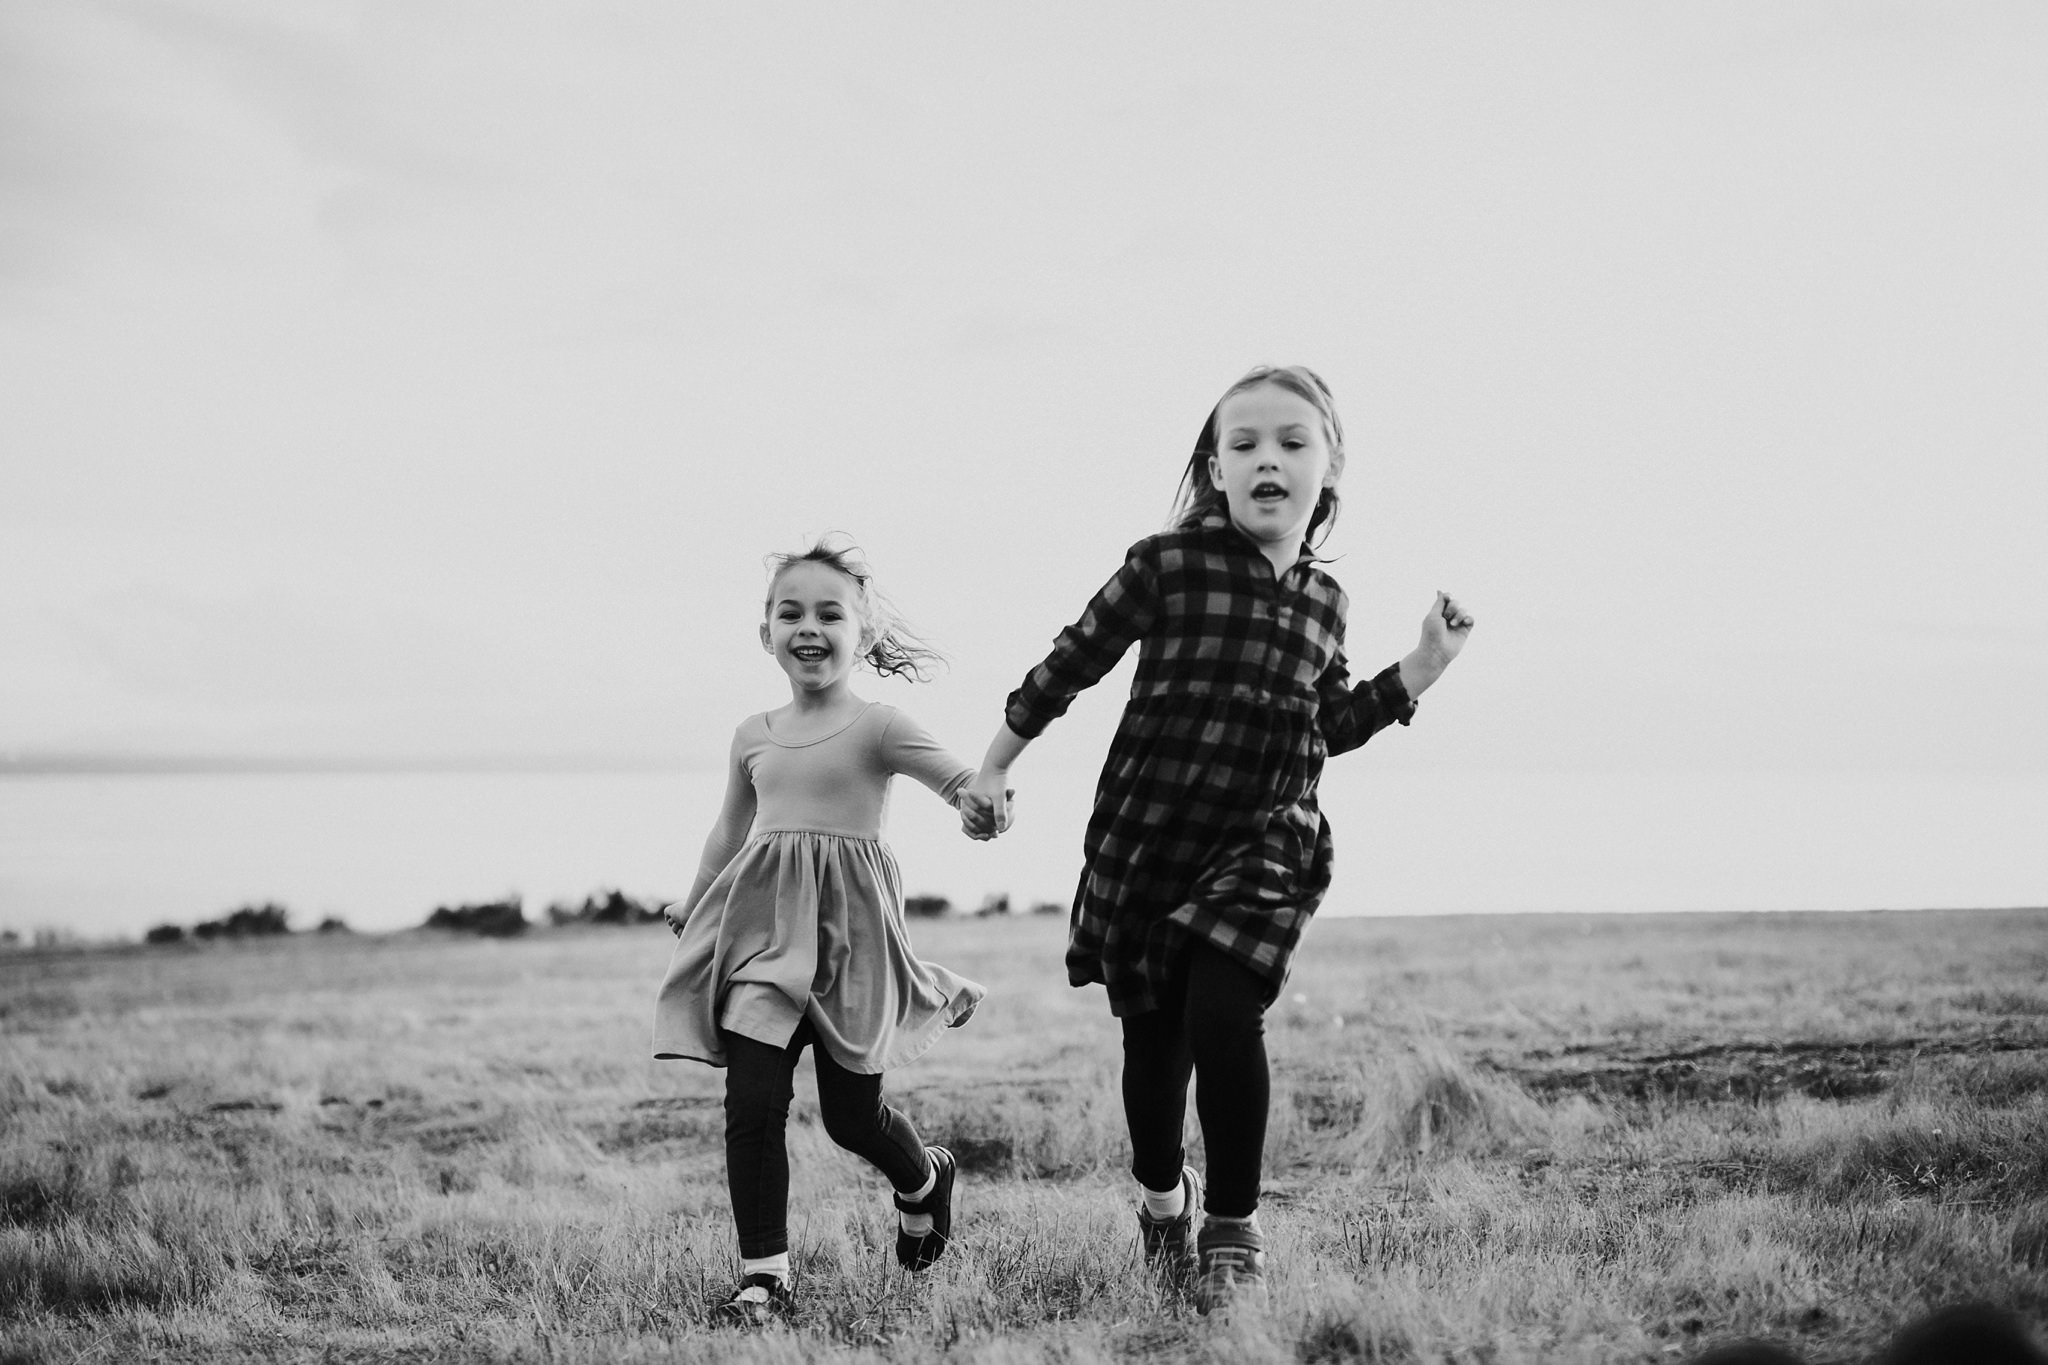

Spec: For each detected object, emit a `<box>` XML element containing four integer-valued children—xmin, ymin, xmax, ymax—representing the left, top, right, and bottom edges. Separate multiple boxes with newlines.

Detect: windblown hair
<box><xmin>1168</xmin><ymin>364</ymin><xmax>1346</xmax><ymax>549</ymax></box>
<box><xmin>762</xmin><ymin>537</ymin><xmax>946</xmax><ymax>682</ymax></box>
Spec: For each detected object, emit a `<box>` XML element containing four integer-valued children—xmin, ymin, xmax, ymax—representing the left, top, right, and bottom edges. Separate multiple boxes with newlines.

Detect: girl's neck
<box><xmin>1226</xmin><ymin>509</ymin><xmax>1307</xmax><ymax>577</ymax></box>
<box><xmin>778</xmin><ymin>678</ymin><xmax>864</xmax><ymax>719</ymax></box>
<box><xmin>1255</xmin><ymin>538</ymin><xmax>1297</xmax><ymax>577</ymax></box>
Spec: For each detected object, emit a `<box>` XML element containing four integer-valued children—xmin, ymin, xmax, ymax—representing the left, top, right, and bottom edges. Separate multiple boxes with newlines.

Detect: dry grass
<box><xmin>2</xmin><ymin>908</ymin><xmax>2045</xmax><ymax>1363</ymax></box>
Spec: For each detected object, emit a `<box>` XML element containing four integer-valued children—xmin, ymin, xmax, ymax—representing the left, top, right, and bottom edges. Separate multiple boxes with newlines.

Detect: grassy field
<box><xmin>3</xmin><ymin>908</ymin><xmax>2045</xmax><ymax>1363</ymax></box>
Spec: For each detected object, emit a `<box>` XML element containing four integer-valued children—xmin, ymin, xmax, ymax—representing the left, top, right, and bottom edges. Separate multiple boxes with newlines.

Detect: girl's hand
<box><xmin>960</xmin><ymin>768</ymin><xmax>1014</xmax><ymax>840</ymax></box>
<box><xmin>662</xmin><ymin>903</ymin><xmax>685</xmax><ymax>937</ymax></box>
<box><xmin>1419</xmin><ymin>590</ymin><xmax>1475</xmax><ymax>665</ymax></box>
<box><xmin>957</xmin><ymin>779</ymin><xmax>1014</xmax><ymax>840</ymax></box>
<box><xmin>1398</xmin><ymin>591</ymin><xmax>1475</xmax><ymax>699</ymax></box>
<box><xmin>958</xmin><ymin>789</ymin><xmax>996</xmax><ymax>839</ymax></box>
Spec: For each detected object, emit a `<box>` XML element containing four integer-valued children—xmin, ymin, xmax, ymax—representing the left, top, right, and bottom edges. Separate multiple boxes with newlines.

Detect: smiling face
<box><xmin>1207</xmin><ymin>382</ymin><xmax>1345</xmax><ymax>556</ymax></box>
<box><xmin>759</xmin><ymin>560</ymin><xmax>868</xmax><ymax>696</ymax></box>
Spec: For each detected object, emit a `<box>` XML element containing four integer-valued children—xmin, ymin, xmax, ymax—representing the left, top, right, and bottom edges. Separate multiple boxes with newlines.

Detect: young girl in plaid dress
<box><xmin>655</xmin><ymin>540</ymin><xmax>997</xmax><ymax>1326</ymax></box>
<box><xmin>962</xmin><ymin>365</ymin><xmax>1473</xmax><ymax>1313</ymax></box>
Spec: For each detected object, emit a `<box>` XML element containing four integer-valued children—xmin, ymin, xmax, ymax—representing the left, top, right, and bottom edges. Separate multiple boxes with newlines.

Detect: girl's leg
<box><xmin>721</xmin><ymin>1028</ymin><xmax>803</xmax><ymax>1259</ymax></box>
<box><xmin>813</xmin><ymin>1040</ymin><xmax>959</xmax><ymax>1271</ymax></box>
<box><xmin>1182</xmin><ymin>939</ymin><xmax>1270</xmax><ymax>1218</ymax></box>
<box><xmin>810</xmin><ymin>1043</ymin><xmax>932</xmax><ymax>1192</ymax></box>
<box><xmin>1120</xmin><ymin>975</ymin><xmax>1196</xmax><ymax>1196</ymax></box>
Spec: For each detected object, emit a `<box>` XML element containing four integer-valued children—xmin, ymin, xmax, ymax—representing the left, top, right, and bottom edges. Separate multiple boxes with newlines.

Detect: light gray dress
<box><xmin>652</xmin><ymin>702</ymin><xmax>985</xmax><ymax>1074</ymax></box>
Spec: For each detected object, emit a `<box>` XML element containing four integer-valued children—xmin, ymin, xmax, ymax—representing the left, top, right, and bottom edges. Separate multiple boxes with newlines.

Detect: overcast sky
<box><xmin>4</xmin><ymin>1</ymin><xmax>2044</xmax><ymax>792</ymax></box>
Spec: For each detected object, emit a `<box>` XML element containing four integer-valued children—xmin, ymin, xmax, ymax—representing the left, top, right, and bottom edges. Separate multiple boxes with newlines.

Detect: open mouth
<box><xmin>1250</xmin><ymin>482</ymin><xmax>1288</xmax><ymax>504</ymax></box>
<box><xmin>791</xmin><ymin>646</ymin><xmax>830</xmax><ymax>662</ymax></box>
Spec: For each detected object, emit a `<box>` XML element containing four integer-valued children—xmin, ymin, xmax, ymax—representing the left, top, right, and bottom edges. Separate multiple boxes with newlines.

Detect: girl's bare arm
<box><xmin>664</xmin><ymin>733</ymin><xmax>758</xmax><ymax>933</ymax></box>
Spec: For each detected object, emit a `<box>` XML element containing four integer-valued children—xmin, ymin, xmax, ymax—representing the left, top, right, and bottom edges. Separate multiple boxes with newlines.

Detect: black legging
<box><xmin>721</xmin><ymin>1019</ymin><xmax>932</xmax><ymax>1259</ymax></box>
<box><xmin>1120</xmin><ymin>938</ymin><xmax>1271</xmax><ymax>1219</ymax></box>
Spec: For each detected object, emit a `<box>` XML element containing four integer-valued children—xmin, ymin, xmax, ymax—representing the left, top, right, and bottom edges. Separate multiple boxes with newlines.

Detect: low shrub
<box><xmin>422</xmin><ymin>898</ymin><xmax>527</xmax><ymax>937</ymax></box>
<box><xmin>191</xmin><ymin>904</ymin><xmax>290</xmax><ymax>940</ymax></box>
<box><xmin>545</xmin><ymin>889</ymin><xmax>662</xmax><ymax>927</ymax></box>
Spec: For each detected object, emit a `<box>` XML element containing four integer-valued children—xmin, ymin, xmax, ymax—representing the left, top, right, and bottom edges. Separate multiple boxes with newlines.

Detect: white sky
<box><xmin>4</xmin><ymin>0</ymin><xmax>2045</xmax><ymax>790</ymax></box>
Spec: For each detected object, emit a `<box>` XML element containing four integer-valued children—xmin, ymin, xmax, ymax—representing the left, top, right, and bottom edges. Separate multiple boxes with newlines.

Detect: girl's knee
<box><xmin>724</xmin><ymin>1100</ymin><xmax>790</xmax><ymax>1152</ymax></box>
<box><xmin>1187</xmin><ymin>1004</ymin><xmax>1265</xmax><ymax>1060</ymax></box>
<box><xmin>724</xmin><ymin>1074</ymin><xmax>795</xmax><ymax>1133</ymax></box>
<box><xmin>819</xmin><ymin>1098</ymin><xmax>887</xmax><ymax>1151</ymax></box>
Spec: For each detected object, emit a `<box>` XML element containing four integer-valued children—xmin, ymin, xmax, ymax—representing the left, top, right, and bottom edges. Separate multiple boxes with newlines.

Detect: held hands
<box><xmin>957</xmin><ymin>768</ymin><xmax>1015</xmax><ymax>841</ymax></box>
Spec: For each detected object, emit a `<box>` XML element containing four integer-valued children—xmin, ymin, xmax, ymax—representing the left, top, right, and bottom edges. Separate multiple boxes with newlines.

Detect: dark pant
<box><xmin>1120</xmin><ymin>938</ymin><xmax>1271</xmax><ymax>1219</ymax></box>
<box><xmin>721</xmin><ymin>1020</ymin><xmax>932</xmax><ymax>1258</ymax></box>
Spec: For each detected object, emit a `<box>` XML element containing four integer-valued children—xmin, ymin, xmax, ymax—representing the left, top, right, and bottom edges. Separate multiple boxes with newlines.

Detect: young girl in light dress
<box><xmin>962</xmin><ymin>365</ymin><xmax>1474</xmax><ymax>1314</ymax></box>
<box><xmin>654</xmin><ymin>539</ymin><xmax>996</xmax><ymax>1327</ymax></box>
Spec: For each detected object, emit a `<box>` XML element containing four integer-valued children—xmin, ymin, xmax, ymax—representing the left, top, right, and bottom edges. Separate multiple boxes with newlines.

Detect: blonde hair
<box><xmin>1169</xmin><ymin>364</ymin><xmax>1346</xmax><ymax>547</ymax></box>
<box><xmin>762</xmin><ymin>537</ymin><xmax>945</xmax><ymax>681</ymax></box>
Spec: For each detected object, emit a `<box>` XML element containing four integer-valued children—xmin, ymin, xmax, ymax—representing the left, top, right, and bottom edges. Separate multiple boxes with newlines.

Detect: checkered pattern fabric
<box><xmin>1005</xmin><ymin>509</ymin><xmax>1415</xmax><ymax>1016</ymax></box>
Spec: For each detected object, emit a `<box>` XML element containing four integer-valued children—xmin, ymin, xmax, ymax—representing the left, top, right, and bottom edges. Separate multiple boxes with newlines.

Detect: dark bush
<box><xmin>974</xmin><ymin>894</ymin><xmax>1012</xmax><ymax>918</ymax></box>
<box><xmin>192</xmin><ymin>903</ymin><xmax>290</xmax><ymax>940</ymax></box>
<box><xmin>143</xmin><ymin>923</ymin><xmax>186</xmax><ymax>945</ymax></box>
<box><xmin>1029</xmin><ymin>900</ymin><xmax>1066</xmax><ymax>916</ymax></box>
<box><xmin>546</xmin><ymin>889</ymin><xmax>662</xmax><ymax>927</ymax></box>
<box><xmin>904</xmin><ymin>895</ymin><xmax>952</xmax><ymax>918</ymax></box>
<box><xmin>423</xmin><ymin>898</ymin><xmax>527</xmax><ymax>937</ymax></box>
<box><xmin>316</xmin><ymin>916</ymin><xmax>350</xmax><ymax>934</ymax></box>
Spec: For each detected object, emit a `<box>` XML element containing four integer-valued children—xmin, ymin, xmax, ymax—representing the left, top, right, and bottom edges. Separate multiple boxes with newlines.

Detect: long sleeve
<box><xmin>1315</xmin><ymin>648</ymin><xmax>1417</xmax><ymax>758</ymax></box>
<box><xmin>1004</xmin><ymin>541</ymin><xmax>1162</xmax><ymax>739</ymax></box>
<box><xmin>676</xmin><ymin>728</ymin><xmax>758</xmax><ymax>919</ymax></box>
<box><xmin>878</xmin><ymin>708</ymin><xmax>975</xmax><ymax>804</ymax></box>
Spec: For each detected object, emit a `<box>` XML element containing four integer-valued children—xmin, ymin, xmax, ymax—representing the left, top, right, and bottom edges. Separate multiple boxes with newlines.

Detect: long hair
<box><xmin>1168</xmin><ymin>364</ymin><xmax>1346</xmax><ymax>548</ymax></box>
<box><xmin>762</xmin><ymin>536</ymin><xmax>945</xmax><ymax>682</ymax></box>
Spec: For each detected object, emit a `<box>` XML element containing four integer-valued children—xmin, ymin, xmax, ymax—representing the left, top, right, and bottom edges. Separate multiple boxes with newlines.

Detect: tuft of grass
<box><xmin>1773</xmin><ymin>1096</ymin><xmax>2048</xmax><ymax>1204</ymax></box>
<box><xmin>1381</xmin><ymin>1043</ymin><xmax>1550</xmax><ymax>1162</ymax></box>
<box><xmin>2011</xmin><ymin>1204</ymin><xmax>2048</xmax><ymax>1270</ymax></box>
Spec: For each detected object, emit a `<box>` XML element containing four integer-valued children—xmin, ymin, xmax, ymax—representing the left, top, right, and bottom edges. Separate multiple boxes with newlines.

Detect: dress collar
<box><xmin>1196</xmin><ymin>506</ymin><xmax>1318</xmax><ymax>571</ymax></box>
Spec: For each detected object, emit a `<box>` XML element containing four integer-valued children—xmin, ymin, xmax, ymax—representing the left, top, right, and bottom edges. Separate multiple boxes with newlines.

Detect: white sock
<box><xmin>901</xmin><ymin>1165</ymin><xmax>938</xmax><ymax>1205</ymax></box>
<box><xmin>897</xmin><ymin>1159</ymin><xmax>939</xmax><ymax>1236</ymax></box>
<box><xmin>741</xmin><ymin>1252</ymin><xmax>789</xmax><ymax>1282</ymax></box>
<box><xmin>1141</xmin><ymin>1176</ymin><xmax>1187</xmax><ymax>1221</ymax></box>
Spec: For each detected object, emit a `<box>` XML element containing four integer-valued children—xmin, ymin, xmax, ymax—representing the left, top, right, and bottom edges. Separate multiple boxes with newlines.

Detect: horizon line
<box><xmin>0</xmin><ymin>752</ymin><xmax>697</xmax><ymax>777</ymax></box>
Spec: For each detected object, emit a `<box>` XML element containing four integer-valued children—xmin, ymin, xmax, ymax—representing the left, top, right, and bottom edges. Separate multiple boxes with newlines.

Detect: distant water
<box><xmin>2</xmin><ymin>768</ymin><xmax>2043</xmax><ymax>940</ymax></box>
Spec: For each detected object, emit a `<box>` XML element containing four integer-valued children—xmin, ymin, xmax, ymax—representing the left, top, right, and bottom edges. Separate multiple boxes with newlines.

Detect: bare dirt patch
<box><xmin>1492</xmin><ymin>1033</ymin><xmax>2048</xmax><ymax>1104</ymax></box>
<box><xmin>598</xmin><ymin>1096</ymin><xmax>721</xmax><ymax>1154</ymax></box>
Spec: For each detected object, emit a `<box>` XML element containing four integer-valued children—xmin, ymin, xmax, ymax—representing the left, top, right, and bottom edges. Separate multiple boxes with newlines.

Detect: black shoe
<box><xmin>893</xmin><ymin>1144</ymin><xmax>956</xmax><ymax>1270</ymax></box>
<box><xmin>1137</xmin><ymin>1165</ymin><xmax>1201</xmax><ymax>1292</ymax></box>
<box><xmin>715</xmin><ymin>1272</ymin><xmax>793</xmax><ymax>1327</ymax></box>
<box><xmin>1195</xmin><ymin>1216</ymin><xmax>1268</xmax><ymax>1317</ymax></box>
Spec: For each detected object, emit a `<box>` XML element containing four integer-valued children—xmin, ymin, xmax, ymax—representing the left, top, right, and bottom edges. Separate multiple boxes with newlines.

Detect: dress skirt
<box><xmin>653</xmin><ymin>829</ymin><xmax>984</xmax><ymax>1075</ymax></box>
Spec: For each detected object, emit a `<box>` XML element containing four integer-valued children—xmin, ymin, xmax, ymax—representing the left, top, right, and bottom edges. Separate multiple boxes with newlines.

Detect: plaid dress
<box><xmin>1005</xmin><ymin>508</ymin><xmax>1416</xmax><ymax>1017</ymax></box>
